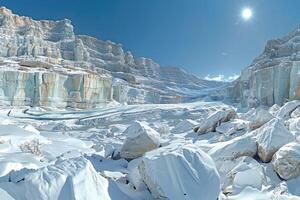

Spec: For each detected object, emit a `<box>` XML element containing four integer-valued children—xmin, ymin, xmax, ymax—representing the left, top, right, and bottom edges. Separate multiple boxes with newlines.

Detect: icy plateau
<box><xmin>0</xmin><ymin>7</ymin><xmax>299</xmax><ymax>200</ymax></box>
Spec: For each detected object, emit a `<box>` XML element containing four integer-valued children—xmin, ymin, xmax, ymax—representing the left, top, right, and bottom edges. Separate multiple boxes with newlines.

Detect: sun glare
<box><xmin>242</xmin><ymin>8</ymin><xmax>252</xmax><ymax>20</ymax></box>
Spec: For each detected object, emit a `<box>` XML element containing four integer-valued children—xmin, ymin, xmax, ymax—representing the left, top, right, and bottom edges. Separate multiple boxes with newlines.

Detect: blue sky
<box><xmin>1</xmin><ymin>0</ymin><xmax>300</xmax><ymax>80</ymax></box>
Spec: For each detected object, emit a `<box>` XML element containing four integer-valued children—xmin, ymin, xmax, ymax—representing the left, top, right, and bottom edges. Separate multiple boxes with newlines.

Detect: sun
<box><xmin>241</xmin><ymin>8</ymin><xmax>252</xmax><ymax>20</ymax></box>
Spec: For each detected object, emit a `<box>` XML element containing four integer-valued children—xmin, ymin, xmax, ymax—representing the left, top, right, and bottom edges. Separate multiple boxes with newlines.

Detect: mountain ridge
<box><xmin>0</xmin><ymin>7</ymin><xmax>223</xmax><ymax>108</ymax></box>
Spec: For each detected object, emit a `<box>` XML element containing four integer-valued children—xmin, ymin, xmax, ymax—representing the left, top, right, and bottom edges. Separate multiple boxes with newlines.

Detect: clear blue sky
<box><xmin>1</xmin><ymin>0</ymin><xmax>300</xmax><ymax>79</ymax></box>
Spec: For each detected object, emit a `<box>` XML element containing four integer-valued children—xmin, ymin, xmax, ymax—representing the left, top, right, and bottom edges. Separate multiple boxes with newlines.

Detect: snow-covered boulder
<box><xmin>222</xmin><ymin>157</ymin><xmax>266</xmax><ymax>195</ymax></box>
<box><xmin>1</xmin><ymin>157</ymin><xmax>111</xmax><ymax>200</ymax></box>
<box><xmin>120</xmin><ymin>121</ymin><xmax>160</xmax><ymax>160</ymax></box>
<box><xmin>276</xmin><ymin>100</ymin><xmax>300</xmax><ymax>120</ymax></box>
<box><xmin>256</xmin><ymin>118</ymin><xmax>294</xmax><ymax>162</ymax></box>
<box><xmin>208</xmin><ymin>135</ymin><xmax>257</xmax><ymax>168</ymax></box>
<box><xmin>138</xmin><ymin>144</ymin><xmax>220</xmax><ymax>200</ymax></box>
<box><xmin>194</xmin><ymin>109</ymin><xmax>236</xmax><ymax>134</ymax></box>
<box><xmin>171</xmin><ymin>119</ymin><xmax>198</xmax><ymax>134</ymax></box>
<box><xmin>216</xmin><ymin>119</ymin><xmax>248</xmax><ymax>136</ymax></box>
<box><xmin>272</xmin><ymin>142</ymin><xmax>300</xmax><ymax>180</ymax></box>
<box><xmin>240</xmin><ymin>107</ymin><xmax>273</xmax><ymax>130</ymax></box>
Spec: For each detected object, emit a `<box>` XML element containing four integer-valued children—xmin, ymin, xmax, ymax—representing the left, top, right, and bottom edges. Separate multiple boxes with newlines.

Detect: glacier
<box><xmin>0</xmin><ymin>6</ymin><xmax>298</xmax><ymax>200</ymax></box>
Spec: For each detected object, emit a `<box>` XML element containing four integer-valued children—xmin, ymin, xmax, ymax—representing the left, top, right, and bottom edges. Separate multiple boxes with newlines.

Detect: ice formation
<box><xmin>0</xmin><ymin>6</ymin><xmax>298</xmax><ymax>200</ymax></box>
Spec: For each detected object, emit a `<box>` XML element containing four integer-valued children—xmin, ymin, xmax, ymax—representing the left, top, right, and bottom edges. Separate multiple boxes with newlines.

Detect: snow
<box><xmin>286</xmin><ymin>176</ymin><xmax>300</xmax><ymax>196</ymax></box>
<box><xmin>255</xmin><ymin>118</ymin><xmax>294</xmax><ymax>162</ymax></box>
<box><xmin>0</xmin><ymin>157</ymin><xmax>111</xmax><ymax>200</ymax></box>
<box><xmin>0</xmin><ymin>101</ymin><xmax>297</xmax><ymax>199</ymax></box>
<box><xmin>138</xmin><ymin>143</ymin><xmax>220</xmax><ymax>200</ymax></box>
<box><xmin>0</xmin><ymin>6</ymin><xmax>300</xmax><ymax>200</ymax></box>
<box><xmin>239</xmin><ymin>107</ymin><xmax>273</xmax><ymax>130</ymax></box>
<box><xmin>232</xmin><ymin>169</ymin><xmax>263</xmax><ymax>193</ymax></box>
<box><xmin>208</xmin><ymin>134</ymin><xmax>257</xmax><ymax>168</ymax></box>
<box><xmin>222</xmin><ymin>157</ymin><xmax>266</xmax><ymax>194</ymax></box>
<box><xmin>171</xmin><ymin>119</ymin><xmax>198</xmax><ymax>134</ymax></box>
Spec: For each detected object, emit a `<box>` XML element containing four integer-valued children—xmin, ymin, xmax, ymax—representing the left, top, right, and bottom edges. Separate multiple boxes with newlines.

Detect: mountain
<box><xmin>0</xmin><ymin>7</ymin><xmax>222</xmax><ymax>109</ymax></box>
<box><xmin>228</xmin><ymin>26</ymin><xmax>300</xmax><ymax>107</ymax></box>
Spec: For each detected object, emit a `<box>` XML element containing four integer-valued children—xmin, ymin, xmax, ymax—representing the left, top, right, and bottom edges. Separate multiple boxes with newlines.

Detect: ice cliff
<box><xmin>228</xmin><ymin>26</ymin><xmax>300</xmax><ymax>107</ymax></box>
<box><xmin>0</xmin><ymin>7</ymin><xmax>220</xmax><ymax>108</ymax></box>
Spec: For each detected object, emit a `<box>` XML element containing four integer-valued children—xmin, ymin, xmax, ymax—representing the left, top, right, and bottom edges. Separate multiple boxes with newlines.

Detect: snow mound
<box><xmin>0</xmin><ymin>157</ymin><xmax>111</xmax><ymax>200</ymax></box>
<box><xmin>138</xmin><ymin>143</ymin><xmax>220</xmax><ymax>200</ymax></box>
<box><xmin>255</xmin><ymin>118</ymin><xmax>295</xmax><ymax>162</ymax></box>
<box><xmin>0</xmin><ymin>124</ymin><xmax>48</xmax><ymax>146</ymax></box>
<box><xmin>272</xmin><ymin>142</ymin><xmax>300</xmax><ymax>180</ymax></box>
<box><xmin>120</xmin><ymin>121</ymin><xmax>160</xmax><ymax>160</ymax></box>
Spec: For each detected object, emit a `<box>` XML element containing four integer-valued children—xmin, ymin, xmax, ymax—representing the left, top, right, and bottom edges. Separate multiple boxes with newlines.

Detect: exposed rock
<box><xmin>272</xmin><ymin>142</ymin><xmax>300</xmax><ymax>180</ymax></box>
<box><xmin>138</xmin><ymin>143</ymin><xmax>220</xmax><ymax>200</ymax></box>
<box><xmin>194</xmin><ymin>108</ymin><xmax>236</xmax><ymax>134</ymax></box>
<box><xmin>0</xmin><ymin>60</ymin><xmax>112</xmax><ymax>108</ymax></box>
<box><xmin>120</xmin><ymin>121</ymin><xmax>160</xmax><ymax>160</ymax></box>
<box><xmin>228</xmin><ymin>24</ymin><xmax>300</xmax><ymax>107</ymax></box>
<box><xmin>0</xmin><ymin>7</ymin><xmax>223</xmax><ymax>107</ymax></box>
<box><xmin>255</xmin><ymin>118</ymin><xmax>295</xmax><ymax>162</ymax></box>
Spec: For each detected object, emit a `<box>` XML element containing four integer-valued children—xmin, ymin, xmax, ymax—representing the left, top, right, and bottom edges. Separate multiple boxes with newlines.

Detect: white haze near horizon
<box><xmin>204</xmin><ymin>74</ymin><xmax>239</xmax><ymax>82</ymax></box>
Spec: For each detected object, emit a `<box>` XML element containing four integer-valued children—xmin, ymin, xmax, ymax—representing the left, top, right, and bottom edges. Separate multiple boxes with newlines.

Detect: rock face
<box><xmin>0</xmin><ymin>60</ymin><xmax>112</xmax><ymax>108</ymax></box>
<box><xmin>228</xmin><ymin>26</ymin><xmax>300</xmax><ymax>107</ymax></box>
<box><xmin>120</xmin><ymin>121</ymin><xmax>160</xmax><ymax>160</ymax></box>
<box><xmin>0</xmin><ymin>7</ymin><xmax>222</xmax><ymax>108</ymax></box>
<box><xmin>138</xmin><ymin>144</ymin><xmax>220</xmax><ymax>200</ymax></box>
<box><xmin>272</xmin><ymin>142</ymin><xmax>300</xmax><ymax>180</ymax></box>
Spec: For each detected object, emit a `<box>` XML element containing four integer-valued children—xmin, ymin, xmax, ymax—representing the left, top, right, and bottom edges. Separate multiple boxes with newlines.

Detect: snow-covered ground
<box><xmin>0</xmin><ymin>101</ymin><xmax>299</xmax><ymax>199</ymax></box>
